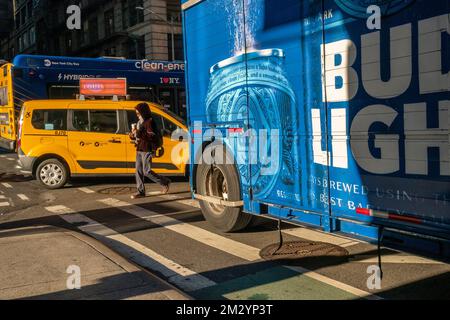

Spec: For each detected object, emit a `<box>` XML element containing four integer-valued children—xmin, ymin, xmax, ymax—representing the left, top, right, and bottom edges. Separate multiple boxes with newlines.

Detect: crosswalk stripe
<box><xmin>78</xmin><ymin>187</ymin><xmax>95</xmax><ymax>194</ymax></box>
<box><xmin>0</xmin><ymin>195</ymin><xmax>6</xmax><ymax>199</ymax></box>
<box><xmin>161</xmin><ymin>195</ymin><xmax>359</xmax><ymax>246</ymax></box>
<box><xmin>46</xmin><ymin>202</ymin><xmax>382</xmax><ymax>299</ymax></box>
<box><xmin>99</xmin><ymin>198</ymin><xmax>382</xmax><ymax>300</ymax></box>
<box><xmin>17</xmin><ymin>194</ymin><xmax>30</xmax><ymax>201</ymax></box>
<box><xmin>159</xmin><ymin>194</ymin><xmax>201</xmax><ymax>208</ymax></box>
<box><xmin>6</xmin><ymin>158</ymin><xmax>15</xmax><ymax>161</ymax></box>
<box><xmin>0</xmin><ymin>202</ymin><xmax>10</xmax><ymax>207</ymax></box>
<box><xmin>1</xmin><ymin>183</ymin><xmax>12</xmax><ymax>189</ymax></box>
<box><xmin>99</xmin><ymin>198</ymin><xmax>261</xmax><ymax>261</ymax></box>
<box><xmin>45</xmin><ymin>205</ymin><xmax>216</xmax><ymax>292</ymax></box>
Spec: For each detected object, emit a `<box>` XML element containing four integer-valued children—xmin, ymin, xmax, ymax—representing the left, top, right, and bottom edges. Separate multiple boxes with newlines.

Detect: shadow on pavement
<box><xmin>0</xmin><ymin>203</ymin><xmax>449</xmax><ymax>300</ymax></box>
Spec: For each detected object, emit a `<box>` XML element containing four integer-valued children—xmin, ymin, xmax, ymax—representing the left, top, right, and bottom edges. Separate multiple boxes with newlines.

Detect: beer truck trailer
<box><xmin>181</xmin><ymin>0</ymin><xmax>450</xmax><ymax>257</ymax></box>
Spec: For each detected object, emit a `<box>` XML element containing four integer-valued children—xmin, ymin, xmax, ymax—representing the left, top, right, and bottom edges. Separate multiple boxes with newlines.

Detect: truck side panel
<box><xmin>183</xmin><ymin>0</ymin><xmax>450</xmax><ymax>243</ymax></box>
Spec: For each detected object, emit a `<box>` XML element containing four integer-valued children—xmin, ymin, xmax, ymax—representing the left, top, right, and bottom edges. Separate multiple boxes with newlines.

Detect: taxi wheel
<box><xmin>36</xmin><ymin>159</ymin><xmax>68</xmax><ymax>189</ymax></box>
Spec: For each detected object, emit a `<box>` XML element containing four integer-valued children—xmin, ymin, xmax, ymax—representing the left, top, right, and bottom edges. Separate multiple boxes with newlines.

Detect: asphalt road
<box><xmin>1</xmin><ymin>150</ymin><xmax>450</xmax><ymax>300</ymax></box>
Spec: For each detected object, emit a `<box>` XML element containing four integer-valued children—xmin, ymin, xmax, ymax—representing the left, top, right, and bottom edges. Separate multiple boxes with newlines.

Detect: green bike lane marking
<box><xmin>191</xmin><ymin>266</ymin><xmax>360</xmax><ymax>300</ymax></box>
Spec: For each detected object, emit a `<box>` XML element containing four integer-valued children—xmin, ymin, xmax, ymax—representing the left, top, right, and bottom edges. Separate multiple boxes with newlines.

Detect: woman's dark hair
<box><xmin>135</xmin><ymin>103</ymin><xmax>152</xmax><ymax>120</ymax></box>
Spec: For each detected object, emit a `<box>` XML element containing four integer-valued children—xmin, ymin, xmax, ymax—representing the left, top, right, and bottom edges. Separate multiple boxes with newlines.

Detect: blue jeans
<box><xmin>135</xmin><ymin>151</ymin><xmax>170</xmax><ymax>195</ymax></box>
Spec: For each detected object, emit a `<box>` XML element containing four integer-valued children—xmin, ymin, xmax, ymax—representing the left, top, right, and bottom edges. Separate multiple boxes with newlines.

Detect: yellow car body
<box><xmin>17</xmin><ymin>99</ymin><xmax>189</xmax><ymax>188</ymax></box>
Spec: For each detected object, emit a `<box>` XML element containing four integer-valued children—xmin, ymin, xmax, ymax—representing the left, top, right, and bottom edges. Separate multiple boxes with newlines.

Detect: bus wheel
<box><xmin>196</xmin><ymin>145</ymin><xmax>252</xmax><ymax>232</ymax></box>
<box><xmin>36</xmin><ymin>159</ymin><xmax>68</xmax><ymax>189</ymax></box>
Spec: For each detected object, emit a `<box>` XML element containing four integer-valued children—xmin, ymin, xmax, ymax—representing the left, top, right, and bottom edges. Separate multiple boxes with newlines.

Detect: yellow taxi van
<box><xmin>17</xmin><ymin>100</ymin><xmax>189</xmax><ymax>189</ymax></box>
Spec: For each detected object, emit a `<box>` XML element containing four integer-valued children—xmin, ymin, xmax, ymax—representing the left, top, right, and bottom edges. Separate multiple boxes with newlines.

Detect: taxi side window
<box><xmin>90</xmin><ymin>110</ymin><xmax>118</xmax><ymax>133</ymax></box>
<box><xmin>72</xmin><ymin>110</ymin><xmax>89</xmax><ymax>132</ymax></box>
<box><xmin>32</xmin><ymin>110</ymin><xmax>67</xmax><ymax>130</ymax></box>
<box><xmin>126</xmin><ymin>110</ymin><xmax>163</xmax><ymax>134</ymax></box>
<box><xmin>71</xmin><ymin>110</ymin><xmax>118</xmax><ymax>133</ymax></box>
<box><xmin>162</xmin><ymin>117</ymin><xmax>179</xmax><ymax>136</ymax></box>
<box><xmin>126</xmin><ymin>110</ymin><xmax>138</xmax><ymax>132</ymax></box>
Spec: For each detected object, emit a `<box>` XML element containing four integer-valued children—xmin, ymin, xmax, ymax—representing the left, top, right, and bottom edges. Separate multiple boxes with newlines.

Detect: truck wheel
<box><xmin>196</xmin><ymin>145</ymin><xmax>252</xmax><ymax>232</ymax></box>
<box><xmin>36</xmin><ymin>159</ymin><xmax>68</xmax><ymax>189</ymax></box>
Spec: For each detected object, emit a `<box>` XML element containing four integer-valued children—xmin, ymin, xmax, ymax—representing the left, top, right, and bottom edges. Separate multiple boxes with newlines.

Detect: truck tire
<box><xmin>36</xmin><ymin>159</ymin><xmax>69</xmax><ymax>189</ymax></box>
<box><xmin>196</xmin><ymin>144</ymin><xmax>252</xmax><ymax>232</ymax></box>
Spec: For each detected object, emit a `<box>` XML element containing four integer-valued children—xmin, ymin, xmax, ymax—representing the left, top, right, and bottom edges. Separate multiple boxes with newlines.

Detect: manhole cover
<box><xmin>260</xmin><ymin>241</ymin><xmax>349</xmax><ymax>262</ymax></box>
<box><xmin>98</xmin><ymin>187</ymin><xmax>136</xmax><ymax>195</ymax></box>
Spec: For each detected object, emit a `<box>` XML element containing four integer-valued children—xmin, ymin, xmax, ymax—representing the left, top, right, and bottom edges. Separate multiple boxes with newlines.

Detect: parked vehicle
<box><xmin>17</xmin><ymin>99</ymin><xmax>188</xmax><ymax>189</ymax></box>
<box><xmin>0</xmin><ymin>54</ymin><xmax>186</xmax><ymax>151</ymax></box>
<box><xmin>182</xmin><ymin>0</ymin><xmax>450</xmax><ymax>256</ymax></box>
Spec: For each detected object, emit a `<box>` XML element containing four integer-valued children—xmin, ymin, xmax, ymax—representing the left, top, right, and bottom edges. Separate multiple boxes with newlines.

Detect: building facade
<box><xmin>6</xmin><ymin>0</ymin><xmax>183</xmax><ymax>61</ymax></box>
<box><xmin>0</xmin><ymin>0</ymin><xmax>15</xmax><ymax>61</ymax></box>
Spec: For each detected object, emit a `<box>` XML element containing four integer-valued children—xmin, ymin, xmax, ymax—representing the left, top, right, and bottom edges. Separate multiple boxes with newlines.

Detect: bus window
<box><xmin>158</xmin><ymin>88</ymin><xmax>175</xmax><ymax>112</ymax></box>
<box><xmin>0</xmin><ymin>87</ymin><xmax>8</xmax><ymax>106</ymax></box>
<box><xmin>128</xmin><ymin>85</ymin><xmax>159</xmax><ymax>104</ymax></box>
<box><xmin>178</xmin><ymin>89</ymin><xmax>187</xmax><ymax>119</ymax></box>
<box><xmin>32</xmin><ymin>110</ymin><xmax>67</xmax><ymax>131</ymax></box>
<box><xmin>48</xmin><ymin>85</ymin><xmax>79</xmax><ymax>99</ymax></box>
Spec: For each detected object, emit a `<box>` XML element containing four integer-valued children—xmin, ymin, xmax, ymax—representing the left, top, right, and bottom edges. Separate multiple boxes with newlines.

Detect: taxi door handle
<box><xmin>108</xmin><ymin>138</ymin><xmax>122</xmax><ymax>144</ymax></box>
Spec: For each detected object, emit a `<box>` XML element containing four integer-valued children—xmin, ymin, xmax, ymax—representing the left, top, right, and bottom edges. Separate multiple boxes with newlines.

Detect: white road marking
<box><xmin>99</xmin><ymin>198</ymin><xmax>381</xmax><ymax>299</ymax></box>
<box><xmin>99</xmin><ymin>198</ymin><xmax>261</xmax><ymax>261</ymax></box>
<box><xmin>0</xmin><ymin>202</ymin><xmax>10</xmax><ymax>207</ymax></box>
<box><xmin>159</xmin><ymin>194</ymin><xmax>201</xmax><ymax>208</ymax></box>
<box><xmin>45</xmin><ymin>205</ymin><xmax>73</xmax><ymax>215</ymax></box>
<box><xmin>0</xmin><ymin>155</ymin><xmax>6</xmax><ymax>158</ymax></box>
<box><xmin>45</xmin><ymin>205</ymin><xmax>216</xmax><ymax>292</ymax></box>
<box><xmin>47</xmin><ymin>200</ymin><xmax>384</xmax><ymax>299</ymax></box>
<box><xmin>6</xmin><ymin>158</ymin><xmax>15</xmax><ymax>161</ymax></box>
<box><xmin>160</xmin><ymin>195</ymin><xmax>360</xmax><ymax>246</ymax></box>
<box><xmin>17</xmin><ymin>194</ymin><xmax>30</xmax><ymax>201</ymax></box>
<box><xmin>349</xmin><ymin>254</ymin><xmax>444</xmax><ymax>265</ymax></box>
<box><xmin>1</xmin><ymin>183</ymin><xmax>13</xmax><ymax>189</ymax></box>
<box><xmin>78</xmin><ymin>187</ymin><xmax>95</xmax><ymax>194</ymax></box>
<box><xmin>0</xmin><ymin>195</ymin><xmax>6</xmax><ymax>199</ymax></box>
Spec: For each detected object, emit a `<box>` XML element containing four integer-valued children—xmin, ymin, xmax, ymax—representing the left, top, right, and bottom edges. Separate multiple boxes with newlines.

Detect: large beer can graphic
<box><xmin>206</xmin><ymin>49</ymin><xmax>301</xmax><ymax>202</ymax></box>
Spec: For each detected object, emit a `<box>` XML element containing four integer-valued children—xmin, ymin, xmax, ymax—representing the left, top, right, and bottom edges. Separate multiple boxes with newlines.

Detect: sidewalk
<box><xmin>0</xmin><ymin>226</ymin><xmax>190</xmax><ymax>300</ymax></box>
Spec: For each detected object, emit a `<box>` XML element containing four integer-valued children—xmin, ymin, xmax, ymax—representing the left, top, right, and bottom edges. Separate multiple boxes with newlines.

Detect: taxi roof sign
<box><xmin>79</xmin><ymin>78</ymin><xmax>127</xmax><ymax>96</ymax></box>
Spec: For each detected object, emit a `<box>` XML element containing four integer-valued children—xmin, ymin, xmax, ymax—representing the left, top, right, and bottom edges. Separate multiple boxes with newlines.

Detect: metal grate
<box><xmin>260</xmin><ymin>241</ymin><xmax>349</xmax><ymax>261</ymax></box>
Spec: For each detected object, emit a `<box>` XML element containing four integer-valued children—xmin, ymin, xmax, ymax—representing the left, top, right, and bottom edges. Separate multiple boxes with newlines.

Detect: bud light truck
<box><xmin>181</xmin><ymin>0</ymin><xmax>450</xmax><ymax>256</ymax></box>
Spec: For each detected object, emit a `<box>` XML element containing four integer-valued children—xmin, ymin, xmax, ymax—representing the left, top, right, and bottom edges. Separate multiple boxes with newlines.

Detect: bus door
<box><xmin>246</xmin><ymin>0</ymin><xmax>331</xmax><ymax>228</ymax></box>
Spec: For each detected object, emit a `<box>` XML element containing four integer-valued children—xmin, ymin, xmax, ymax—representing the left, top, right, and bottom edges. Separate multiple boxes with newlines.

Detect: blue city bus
<box><xmin>0</xmin><ymin>54</ymin><xmax>186</xmax><ymax>150</ymax></box>
<box><xmin>182</xmin><ymin>0</ymin><xmax>450</xmax><ymax>256</ymax></box>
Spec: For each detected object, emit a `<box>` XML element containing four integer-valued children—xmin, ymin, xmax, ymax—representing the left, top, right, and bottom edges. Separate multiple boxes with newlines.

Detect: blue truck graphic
<box><xmin>182</xmin><ymin>0</ymin><xmax>450</xmax><ymax>255</ymax></box>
